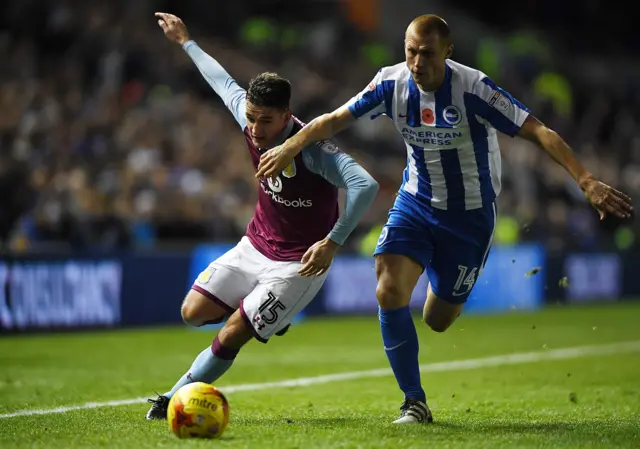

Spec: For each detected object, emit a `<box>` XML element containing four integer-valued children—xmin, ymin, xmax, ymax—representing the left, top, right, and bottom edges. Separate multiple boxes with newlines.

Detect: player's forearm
<box><xmin>327</xmin><ymin>166</ymin><xmax>379</xmax><ymax>245</ymax></box>
<box><xmin>534</xmin><ymin>126</ymin><xmax>593</xmax><ymax>188</ymax></box>
<box><xmin>285</xmin><ymin>109</ymin><xmax>353</xmax><ymax>157</ymax></box>
<box><xmin>283</xmin><ymin>114</ymin><xmax>337</xmax><ymax>156</ymax></box>
<box><xmin>183</xmin><ymin>41</ymin><xmax>243</xmax><ymax>107</ymax></box>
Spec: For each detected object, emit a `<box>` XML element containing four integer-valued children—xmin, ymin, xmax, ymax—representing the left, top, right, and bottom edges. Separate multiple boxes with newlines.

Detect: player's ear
<box><xmin>446</xmin><ymin>44</ymin><xmax>454</xmax><ymax>59</ymax></box>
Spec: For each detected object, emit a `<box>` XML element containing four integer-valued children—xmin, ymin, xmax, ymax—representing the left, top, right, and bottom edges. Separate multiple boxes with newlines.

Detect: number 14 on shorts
<box><xmin>453</xmin><ymin>265</ymin><xmax>478</xmax><ymax>297</ymax></box>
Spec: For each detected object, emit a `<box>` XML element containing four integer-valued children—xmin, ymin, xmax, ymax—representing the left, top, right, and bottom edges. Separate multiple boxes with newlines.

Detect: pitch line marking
<box><xmin>1</xmin><ymin>340</ymin><xmax>639</xmax><ymax>419</ymax></box>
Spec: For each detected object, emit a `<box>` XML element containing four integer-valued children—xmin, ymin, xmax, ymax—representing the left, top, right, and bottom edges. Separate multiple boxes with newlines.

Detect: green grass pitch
<box><xmin>1</xmin><ymin>302</ymin><xmax>639</xmax><ymax>448</ymax></box>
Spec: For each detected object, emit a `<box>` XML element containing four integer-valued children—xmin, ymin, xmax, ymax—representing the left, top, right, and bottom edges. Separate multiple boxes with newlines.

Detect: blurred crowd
<box><xmin>1</xmin><ymin>0</ymin><xmax>638</xmax><ymax>254</ymax></box>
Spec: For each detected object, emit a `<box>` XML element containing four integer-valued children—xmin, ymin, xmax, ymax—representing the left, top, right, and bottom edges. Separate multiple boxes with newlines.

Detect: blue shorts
<box><xmin>374</xmin><ymin>191</ymin><xmax>496</xmax><ymax>304</ymax></box>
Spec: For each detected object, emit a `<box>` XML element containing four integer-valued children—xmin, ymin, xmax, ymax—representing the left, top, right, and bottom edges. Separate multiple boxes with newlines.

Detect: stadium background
<box><xmin>0</xmin><ymin>0</ymin><xmax>638</xmax><ymax>330</ymax></box>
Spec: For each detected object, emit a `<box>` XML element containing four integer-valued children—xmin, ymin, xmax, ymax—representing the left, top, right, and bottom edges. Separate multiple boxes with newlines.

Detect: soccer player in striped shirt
<box><xmin>256</xmin><ymin>15</ymin><xmax>633</xmax><ymax>423</ymax></box>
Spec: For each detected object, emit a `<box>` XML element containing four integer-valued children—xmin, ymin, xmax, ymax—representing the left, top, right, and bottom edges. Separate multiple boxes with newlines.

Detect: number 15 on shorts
<box><xmin>453</xmin><ymin>265</ymin><xmax>478</xmax><ymax>297</ymax></box>
<box><xmin>254</xmin><ymin>292</ymin><xmax>286</xmax><ymax>331</ymax></box>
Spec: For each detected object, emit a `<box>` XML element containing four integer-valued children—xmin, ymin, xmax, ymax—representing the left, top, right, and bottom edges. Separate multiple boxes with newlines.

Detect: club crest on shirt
<box><xmin>282</xmin><ymin>161</ymin><xmax>297</xmax><ymax>178</ymax></box>
<box><xmin>443</xmin><ymin>105</ymin><xmax>462</xmax><ymax>125</ymax></box>
<box><xmin>267</xmin><ymin>176</ymin><xmax>283</xmax><ymax>192</ymax></box>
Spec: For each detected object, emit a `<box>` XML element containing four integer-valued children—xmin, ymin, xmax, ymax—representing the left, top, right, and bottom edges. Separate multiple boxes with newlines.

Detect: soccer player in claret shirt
<box><xmin>146</xmin><ymin>13</ymin><xmax>379</xmax><ymax>420</ymax></box>
<box><xmin>256</xmin><ymin>15</ymin><xmax>633</xmax><ymax>423</ymax></box>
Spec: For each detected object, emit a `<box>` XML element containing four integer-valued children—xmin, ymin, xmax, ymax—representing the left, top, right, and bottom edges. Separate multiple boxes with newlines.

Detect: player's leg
<box><xmin>423</xmin><ymin>203</ymin><xmax>496</xmax><ymax>332</ymax></box>
<box><xmin>167</xmin><ymin>309</ymin><xmax>253</xmax><ymax>395</ymax></box>
<box><xmin>186</xmin><ymin>244</ymin><xmax>291</xmax><ymax>336</ymax></box>
<box><xmin>146</xmin><ymin>239</ymin><xmax>258</xmax><ymax>420</ymax></box>
<box><xmin>160</xmin><ymin>258</ymin><xmax>325</xmax><ymax>400</ymax></box>
<box><xmin>374</xmin><ymin>206</ymin><xmax>434</xmax><ymax>424</ymax></box>
<box><xmin>241</xmin><ymin>259</ymin><xmax>328</xmax><ymax>344</ymax></box>
<box><xmin>146</xmin><ymin>307</ymin><xmax>256</xmax><ymax>420</ymax></box>
<box><xmin>180</xmin><ymin>289</ymin><xmax>233</xmax><ymax>327</ymax></box>
<box><xmin>423</xmin><ymin>248</ymin><xmax>489</xmax><ymax>331</ymax></box>
<box><xmin>422</xmin><ymin>284</ymin><xmax>463</xmax><ymax>332</ymax></box>
<box><xmin>156</xmin><ymin>260</ymin><xmax>327</xmax><ymax>417</ymax></box>
<box><xmin>184</xmin><ymin>247</ymin><xmax>257</xmax><ymax>326</ymax></box>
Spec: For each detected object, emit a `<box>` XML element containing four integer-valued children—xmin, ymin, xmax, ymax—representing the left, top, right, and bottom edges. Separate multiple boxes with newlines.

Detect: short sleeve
<box><xmin>344</xmin><ymin>69</ymin><xmax>395</xmax><ymax>121</ymax></box>
<box><xmin>467</xmin><ymin>76</ymin><xmax>530</xmax><ymax>136</ymax></box>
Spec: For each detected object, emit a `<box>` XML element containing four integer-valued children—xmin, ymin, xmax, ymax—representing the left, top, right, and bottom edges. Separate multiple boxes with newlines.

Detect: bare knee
<box><xmin>422</xmin><ymin>289</ymin><xmax>462</xmax><ymax>332</ymax></box>
<box><xmin>180</xmin><ymin>300</ymin><xmax>202</xmax><ymax>326</ymax></box>
<box><xmin>423</xmin><ymin>312</ymin><xmax>451</xmax><ymax>332</ymax></box>
<box><xmin>376</xmin><ymin>281</ymin><xmax>410</xmax><ymax>310</ymax></box>
<box><xmin>375</xmin><ymin>255</ymin><xmax>423</xmax><ymax>310</ymax></box>
<box><xmin>180</xmin><ymin>290</ymin><xmax>227</xmax><ymax>327</ymax></box>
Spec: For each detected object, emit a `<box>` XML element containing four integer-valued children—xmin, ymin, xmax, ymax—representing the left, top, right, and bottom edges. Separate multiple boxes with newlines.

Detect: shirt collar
<box><xmin>261</xmin><ymin>118</ymin><xmax>295</xmax><ymax>151</ymax></box>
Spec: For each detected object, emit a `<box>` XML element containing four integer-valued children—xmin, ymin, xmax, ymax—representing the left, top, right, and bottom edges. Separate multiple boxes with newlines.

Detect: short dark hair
<box><xmin>246</xmin><ymin>72</ymin><xmax>291</xmax><ymax>110</ymax></box>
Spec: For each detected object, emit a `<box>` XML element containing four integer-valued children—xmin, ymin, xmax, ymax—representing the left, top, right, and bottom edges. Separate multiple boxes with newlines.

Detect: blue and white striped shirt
<box><xmin>346</xmin><ymin>60</ymin><xmax>530</xmax><ymax>211</ymax></box>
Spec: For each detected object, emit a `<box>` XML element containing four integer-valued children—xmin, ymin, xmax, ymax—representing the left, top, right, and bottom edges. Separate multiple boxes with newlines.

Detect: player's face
<box><xmin>404</xmin><ymin>30</ymin><xmax>452</xmax><ymax>90</ymax></box>
<box><xmin>245</xmin><ymin>102</ymin><xmax>291</xmax><ymax>149</ymax></box>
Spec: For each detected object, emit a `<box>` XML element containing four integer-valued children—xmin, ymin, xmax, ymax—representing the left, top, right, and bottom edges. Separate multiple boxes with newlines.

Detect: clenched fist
<box><xmin>155</xmin><ymin>12</ymin><xmax>191</xmax><ymax>46</ymax></box>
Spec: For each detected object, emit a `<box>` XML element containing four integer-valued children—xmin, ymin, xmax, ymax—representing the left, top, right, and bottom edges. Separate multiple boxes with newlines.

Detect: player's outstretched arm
<box><xmin>297</xmin><ymin>144</ymin><xmax>379</xmax><ymax>277</ymax></box>
<box><xmin>518</xmin><ymin>115</ymin><xmax>633</xmax><ymax>220</ymax></box>
<box><xmin>155</xmin><ymin>12</ymin><xmax>246</xmax><ymax>127</ymax></box>
<box><xmin>471</xmin><ymin>75</ymin><xmax>633</xmax><ymax>220</ymax></box>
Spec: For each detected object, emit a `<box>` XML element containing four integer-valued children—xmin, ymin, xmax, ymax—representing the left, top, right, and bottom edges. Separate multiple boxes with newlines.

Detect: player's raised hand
<box><xmin>256</xmin><ymin>144</ymin><xmax>295</xmax><ymax>181</ymax></box>
<box><xmin>581</xmin><ymin>176</ymin><xmax>633</xmax><ymax>220</ymax></box>
<box><xmin>155</xmin><ymin>12</ymin><xmax>191</xmax><ymax>46</ymax></box>
<box><xmin>298</xmin><ymin>238</ymin><xmax>339</xmax><ymax>277</ymax></box>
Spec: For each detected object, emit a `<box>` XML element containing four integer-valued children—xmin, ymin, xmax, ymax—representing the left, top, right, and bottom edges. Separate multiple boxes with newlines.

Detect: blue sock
<box><xmin>379</xmin><ymin>306</ymin><xmax>426</xmax><ymax>403</ymax></box>
<box><xmin>165</xmin><ymin>335</ymin><xmax>238</xmax><ymax>398</ymax></box>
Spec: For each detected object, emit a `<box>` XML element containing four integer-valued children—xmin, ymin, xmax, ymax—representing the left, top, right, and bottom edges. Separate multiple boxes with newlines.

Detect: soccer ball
<box><xmin>167</xmin><ymin>382</ymin><xmax>230</xmax><ymax>439</ymax></box>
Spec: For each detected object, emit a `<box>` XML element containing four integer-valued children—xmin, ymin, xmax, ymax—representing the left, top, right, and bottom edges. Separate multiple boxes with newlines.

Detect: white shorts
<box><xmin>192</xmin><ymin>237</ymin><xmax>327</xmax><ymax>342</ymax></box>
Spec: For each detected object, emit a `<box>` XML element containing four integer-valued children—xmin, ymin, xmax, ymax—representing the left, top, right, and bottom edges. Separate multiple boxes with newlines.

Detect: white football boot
<box><xmin>392</xmin><ymin>398</ymin><xmax>433</xmax><ymax>424</ymax></box>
